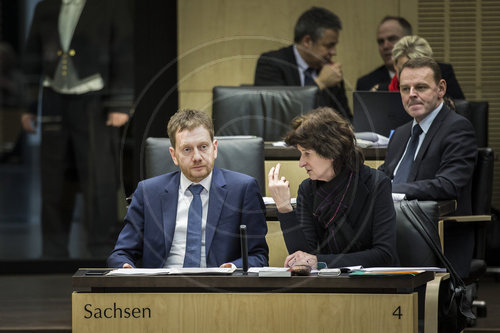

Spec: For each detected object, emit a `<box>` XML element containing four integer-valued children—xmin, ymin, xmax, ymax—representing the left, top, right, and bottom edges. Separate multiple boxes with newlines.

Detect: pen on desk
<box><xmin>389</xmin><ymin>129</ymin><xmax>395</xmax><ymax>140</ymax></box>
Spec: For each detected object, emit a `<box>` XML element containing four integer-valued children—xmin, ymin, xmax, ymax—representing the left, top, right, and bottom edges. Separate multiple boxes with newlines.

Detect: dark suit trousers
<box><xmin>40</xmin><ymin>88</ymin><xmax>119</xmax><ymax>258</ymax></box>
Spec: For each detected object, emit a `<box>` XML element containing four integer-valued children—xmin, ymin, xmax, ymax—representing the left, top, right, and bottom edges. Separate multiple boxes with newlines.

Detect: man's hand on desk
<box><xmin>122</xmin><ymin>263</ymin><xmax>133</xmax><ymax>269</ymax></box>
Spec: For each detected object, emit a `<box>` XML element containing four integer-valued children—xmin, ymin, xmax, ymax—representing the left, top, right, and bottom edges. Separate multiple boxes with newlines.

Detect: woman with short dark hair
<box><xmin>268</xmin><ymin>107</ymin><xmax>399</xmax><ymax>269</ymax></box>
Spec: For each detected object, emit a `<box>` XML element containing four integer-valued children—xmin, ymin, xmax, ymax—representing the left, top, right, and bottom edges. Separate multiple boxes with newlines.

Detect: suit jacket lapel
<box><xmin>160</xmin><ymin>172</ymin><xmax>180</xmax><ymax>266</ymax></box>
<box><xmin>388</xmin><ymin>123</ymin><xmax>412</xmax><ymax>176</ymax></box>
<box><xmin>285</xmin><ymin>46</ymin><xmax>302</xmax><ymax>86</ymax></box>
<box><xmin>70</xmin><ymin>0</ymin><xmax>100</xmax><ymax>45</ymax></box>
<box><xmin>408</xmin><ymin>106</ymin><xmax>449</xmax><ymax>181</ymax></box>
<box><xmin>205</xmin><ymin>168</ymin><xmax>228</xmax><ymax>261</ymax></box>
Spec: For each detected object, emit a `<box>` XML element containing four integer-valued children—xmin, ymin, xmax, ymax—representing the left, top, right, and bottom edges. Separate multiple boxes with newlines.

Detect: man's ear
<box><xmin>169</xmin><ymin>146</ymin><xmax>179</xmax><ymax>166</ymax></box>
<box><xmin>438</xmin><ymin>79</ymin><xmax>447</xmax><ymax>99</ymax></box>
<box><xmin>212</xmin><ymin>139</ymin><xmax>218</xmax><ymax>160</ymax></box>
<box><xmin>300</xmin><ymin>34</ymin><xmax>313</xmax><ymax>48</ymax></box>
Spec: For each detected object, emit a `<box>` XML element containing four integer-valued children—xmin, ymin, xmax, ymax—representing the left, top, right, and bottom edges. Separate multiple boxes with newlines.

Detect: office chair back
<box><xmin>212</xmin><ymin>86</ymin><xmax>317</xmax><ymax>141</ymax></box>
<box><xmin>144</xmin><ymin>136</ymin><xmax>265</xmax><ymax>193</ymax></box>
<box><xmin>454</xmin><ymin>100</ymin><xmax>489</xmax><ymax>147</ymax></box>
<box><xmin>471</xmin><ymin>148</ymin><xmax>494</xmax><ymax>215</ymax></box>
<box><xmin>395</xmin><ymin>200</ymin><xmax>441</xmax><ymax>267</ymax></box>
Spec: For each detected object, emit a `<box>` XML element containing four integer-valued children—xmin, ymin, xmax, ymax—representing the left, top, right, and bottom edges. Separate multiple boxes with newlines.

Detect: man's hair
<box><xmin>167</xmin><ymin>109</ymin><xmax>214</xmax><ymax>148</ymax></box>
<box><xmin>379</xmin><ymin>16</ymin><xmax>413</xmax><ymax>35</ymax></box>
<box><xmin>284</xmin><ymin>107</ymin><xmax>363</xmax><ymax>175</ymax></box>
<box><xmin>400</xmin><ymin>56</ymin><xmax>442</xmax><ymax>84</ymax></box>
<box><xmin>392</xmin><ymin>35</ymin><xmax>433</xmax><ymax>61</ymax></box>
<box><xmin>294</xmin><ymin>7</ymin><xmax>342</xmax><ymax>43</ymax></box>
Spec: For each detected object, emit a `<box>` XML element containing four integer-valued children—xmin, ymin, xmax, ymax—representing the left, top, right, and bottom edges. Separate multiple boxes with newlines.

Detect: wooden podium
<box><xmin>72</xmin><ymin>269</ymin><xmax>434</xmax><ymax>333</ymax></box>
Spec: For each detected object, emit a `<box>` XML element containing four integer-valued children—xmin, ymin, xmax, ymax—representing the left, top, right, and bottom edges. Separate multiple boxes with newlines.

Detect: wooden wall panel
<box><xmin>178</xmin><ymin>0</ymin><xmax>499</xmax><ymax>207</ymax></box>
<box><xmin>178</xmin><ymin>0</ymin><xmax>402</xmax><ymax>115</ymax></box>
<box><xmin>418</xmin><ymin>0</ymin><xmax>500</xmax><ymax>208</ymax></box>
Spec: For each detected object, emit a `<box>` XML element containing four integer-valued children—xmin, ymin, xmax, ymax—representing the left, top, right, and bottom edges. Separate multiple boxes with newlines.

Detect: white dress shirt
<box><xmin>293</xmin><ymin>45</ymin><xmax>316</xmax><ymax>86</ymax></box>
<box><xmin>164</xmin><ymin>172</ymin><xmax>212</xmax><ymax>268</ymax></box>
<box><xmin>43</xmin><ymin>0</ymin><xmax>104</xmax><ymax>94</ymax></box>
<box><xmin>393</xmin><ymin>102</ymin><xmax>444</xmax><ymax>178</ymax></box>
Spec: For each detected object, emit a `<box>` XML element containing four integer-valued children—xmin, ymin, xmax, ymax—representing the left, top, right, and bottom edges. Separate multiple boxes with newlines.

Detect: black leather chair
<box><xmin>454</xmin><ymin>100</ymin><xmax>489</xmax><ymax>147</ymax></box>
<box><xmin>144</xmin><ymin>136</ymin><xmax>265</xmax><ymax>193</ymax></box>
<box><xmin>212</xmin><ymin>86</ymin><xmax>317</xmax><ymax>141</ymax></box>
<box><xmin>396</xmin><ymin>201</ymin><xmax>441</xmax><ymax>268</ymax></box>
<box><xmin>442</xmin><ymin>147</ymin><xmax>494</xmax><ymax>322</ymax></box>
<box><xmin>394</xmin><ymin>200</ymin><xmax>449</xmax><ymax>333</ymax></box>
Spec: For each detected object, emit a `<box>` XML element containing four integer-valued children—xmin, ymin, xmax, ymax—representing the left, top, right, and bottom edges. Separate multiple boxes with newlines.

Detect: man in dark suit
<box><xmin>379</xmin><ymin>57</ymin><xmax>477</xmax><ymax>278</ymax></box>
<box><xmin>254</xmin><ymin>7</ymin><xmax>351</xmax><ymax>121</ymax></box>
<box><xmin>21</xmin><ymin>0</ymin><xmax>133</xmax><ymax>258</ymax></box>
<box><xmin>356</xmin><ymin>16</ymin><xmax>412</xmax><ymax>91</ymax></box>
<box><xmin>107</xmin><ymin>109</ymin><xmax>269</xmax><ymax>268</ymax></box>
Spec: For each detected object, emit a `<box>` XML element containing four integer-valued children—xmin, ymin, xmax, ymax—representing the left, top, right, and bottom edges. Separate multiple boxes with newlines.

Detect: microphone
<box><xmin>240</xmin><ymin>225</ymin><xmax>249</xmax><ymax>273</ymax></box>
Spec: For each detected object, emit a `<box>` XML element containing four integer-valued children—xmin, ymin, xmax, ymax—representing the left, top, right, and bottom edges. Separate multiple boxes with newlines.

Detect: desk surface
<box><xmin>73</xmin><ymin>269</ymin><xmax>434</xmax><ymax>293</ymax></box>
<box><xmin>265</xmin><ymin>143</ymin><xmax>386</xmax><ymax>160</ymax></box>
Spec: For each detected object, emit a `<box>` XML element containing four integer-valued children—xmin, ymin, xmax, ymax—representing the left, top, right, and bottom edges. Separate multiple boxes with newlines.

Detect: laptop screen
<box><xmin>353</xmin><ymin>91</ymin><xmax>411</xmax><ymax>137</ymax></box>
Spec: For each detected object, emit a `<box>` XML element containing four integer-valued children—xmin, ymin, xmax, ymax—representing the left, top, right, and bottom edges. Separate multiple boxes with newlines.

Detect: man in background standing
<box><xmin>22</xmin><ymin>0</ymin><xmax>133</xmax><ymax>258</ymax></box>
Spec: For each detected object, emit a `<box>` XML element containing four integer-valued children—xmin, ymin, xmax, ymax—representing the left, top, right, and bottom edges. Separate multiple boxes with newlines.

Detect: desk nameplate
<box><xmin>73</xmin><ymin>291</ymin><xmax>418</xmax><ymax>333</ymax></box>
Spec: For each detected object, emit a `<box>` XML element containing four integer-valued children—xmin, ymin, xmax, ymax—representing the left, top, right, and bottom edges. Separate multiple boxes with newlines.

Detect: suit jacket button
<box><xmin>69</xmin><ymin>49</ymin><xmax>76</xmax><ymax>56</ymax></box>
<box><xmin>57</xmin><ymin>50</ymin><xmax>62</xmax><ymax>56</ymax></box>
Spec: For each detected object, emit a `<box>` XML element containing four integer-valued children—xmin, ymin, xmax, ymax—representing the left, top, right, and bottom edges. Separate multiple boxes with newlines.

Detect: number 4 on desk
<box><xmin>392</xmin><ymin>306</ymin><xmax>403</xmax><ymax>319</ymax></box>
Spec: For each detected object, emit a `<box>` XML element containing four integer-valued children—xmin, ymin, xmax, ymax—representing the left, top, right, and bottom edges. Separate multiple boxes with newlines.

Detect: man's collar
<box><xmin>179</xmin><ymin>170</ymin><xmax>213</xmax><ymax>194</ymax></box>
<box><xmin>413</xmin><ymin>102</ymin><xmax>444</xmax><ymax>133</ymax></box>
<box><xmin>293</xmin><ymin>45</ymin><xmax>309</xmax><ymax>73</ymax></box>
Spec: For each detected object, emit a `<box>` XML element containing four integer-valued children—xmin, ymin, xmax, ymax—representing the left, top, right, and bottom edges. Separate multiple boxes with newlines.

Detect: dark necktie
<box><xmin>304</xmin><ymin>67</ymin><xmax>316</xmax><ymax>86</ymax></box>
<box><xmin>392</xmin><ymin>124</ymin><xmax>423</xmax><ymax>184</ymax></box>
<box><xmin>183</xmin><ymin>184</ymin><xmax>204</xmax><ymax>267</ymax></box>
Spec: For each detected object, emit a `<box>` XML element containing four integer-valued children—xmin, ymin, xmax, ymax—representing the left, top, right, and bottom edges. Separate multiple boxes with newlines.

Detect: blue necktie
<box><xmin>183</xmin><ymin>184</ymin><xmax>204</xmax><ymax>267</ymax></box>
<box><xmin>393</xmin><ymin>124</ymin><xmax>423</xmax><ymax>184</ymax></box>
<box><xmin>304</xmin><ymin>68</ymin><xmax>316</xmax><ymax>86</ymax></box>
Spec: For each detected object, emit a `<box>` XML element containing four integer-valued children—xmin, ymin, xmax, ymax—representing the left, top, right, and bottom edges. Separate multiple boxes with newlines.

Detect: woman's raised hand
<box><xmin>267</xmin><ymin>163</ymin><xmax>293</xmax><ymax>213</ymax></box>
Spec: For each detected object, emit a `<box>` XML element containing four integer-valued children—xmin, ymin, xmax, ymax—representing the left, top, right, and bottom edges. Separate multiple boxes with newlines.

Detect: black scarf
<box><xmin>312</xmin><ymin>167</ymin><xmax>361</xmax><ymax>254</ymax></box>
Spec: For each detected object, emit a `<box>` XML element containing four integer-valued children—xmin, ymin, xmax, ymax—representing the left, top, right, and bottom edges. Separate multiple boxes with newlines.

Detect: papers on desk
<box><xmin>355</xmin><ymin>132</ymin><xmax>389</xmax><ymax>148</ymax></box>
<box><xmin>263</xmin><ymin>197</ymin><xmax>297</xmax><ymax>205</ymax></box>
<box><xmin>318</xmin><ymin>268</ymin><xmax>341</xmax><ymax>276</ymax></box>
<box><xmin>248</xmin><ymin>267</ymin><xmax>292</xmax><ymax>277</ymax></box>
<box><xmin>341</xmin><ymin>266</ymin><xmax>446</xmax><ymax>276</ymax></box>
<box><xmin>392</xmin><ymin>193</ymin><xmax>406</xmax><ymax>201</ymax></box>
<box><xmin>107</xmin><ymin>268</ymin><xmax>171</xmax><ymax>276</ymax></box>
<box><xmin>106</xmin><ymin>267</ymin><xmax>236</xmax><ymax>276</ymax></box>
<box><xmin>271</xmin><ymin>141</ymin><xmax>287</xmax><ymax>147</ymax></box>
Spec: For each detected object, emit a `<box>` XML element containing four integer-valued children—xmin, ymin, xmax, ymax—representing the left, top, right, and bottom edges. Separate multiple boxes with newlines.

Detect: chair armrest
<box><xmin>441</xmin><ymin>215</ymin><xmax>491</xmax><ymax>223</ymax></box>
<box><xmin>425</xmin><ymin>272</ymin><xmax>450</xmax><ymax>333</ymax></box>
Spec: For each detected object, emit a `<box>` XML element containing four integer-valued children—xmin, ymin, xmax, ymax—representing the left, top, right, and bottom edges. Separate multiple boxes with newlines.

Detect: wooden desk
<box><xmin>72</xmin><ymin>269</ymin><xmax>433</xmax><ymax>333</ymax></box>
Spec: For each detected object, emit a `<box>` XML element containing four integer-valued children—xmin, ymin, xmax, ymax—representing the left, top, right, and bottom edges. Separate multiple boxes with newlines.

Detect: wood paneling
<box><xmin>177</xmin><ymin>0</ymin><xmax>403</xmax><ymax>114</ymax></box>
<box><xmin>178</xmin><ymin>0</ymin><xmax>499</xmax><ymax>207</ymax></box>
<box><xmin>417</xmin><ymin>0</ymin><xmax>500</xmax><ymax>208</ymax></box>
